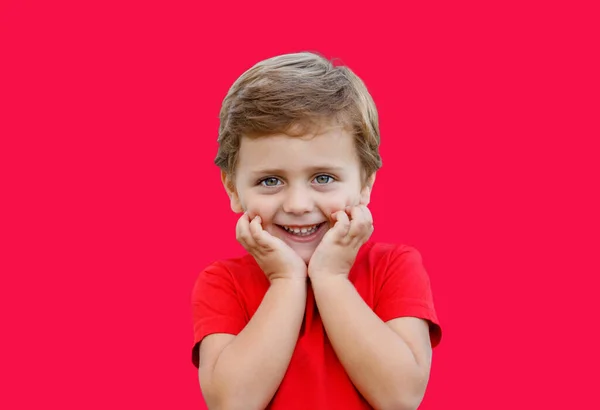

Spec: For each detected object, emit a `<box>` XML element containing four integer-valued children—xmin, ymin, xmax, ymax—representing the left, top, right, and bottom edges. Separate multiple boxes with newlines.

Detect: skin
<box><xmin>199</xmin><ymin>122</ymin><xmax>432</xmax><ymax>410</ymax></box>
<box><xmin>225</xmin><ymin>123</ymin><xmax>374</xmax><ymax>267</ymax></box>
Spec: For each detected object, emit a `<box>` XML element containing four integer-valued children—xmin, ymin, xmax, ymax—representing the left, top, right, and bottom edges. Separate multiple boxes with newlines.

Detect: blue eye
<box><xmin>314</xmin><ymin>175</ymin><xmax>334</xmax><ymax>184</ymax></box>
<box><xmin>260</xmin><ymin>177</ymin><xmax>281</xmax><ymax>187</ymax></box>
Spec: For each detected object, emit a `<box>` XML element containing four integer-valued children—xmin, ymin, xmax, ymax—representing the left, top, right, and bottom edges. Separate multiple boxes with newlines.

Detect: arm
<box><xmin>311</xmin><ymin>276</ymin><xmax>431</xmax><ymax>410</ymax></box>
<box><xmin>199</xmin><ymin>278</ymin><xmax>306</xmax><ymax>410</ymax></box>
<box><xmin>198</xmin><ymin>213</ymin><xmax>309</xmax><ymax>410</ymax></box>
<box><xmin>308</xmin><ymin>204</ymin><xmax>439</xmax><ymax>410</ymax></box>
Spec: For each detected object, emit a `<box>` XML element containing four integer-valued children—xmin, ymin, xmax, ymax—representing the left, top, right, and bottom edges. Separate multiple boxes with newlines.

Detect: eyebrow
<box><xmin>250</xmin><ymin>166</ymin><xmax>346</xmax><ymax>176</ymax></box>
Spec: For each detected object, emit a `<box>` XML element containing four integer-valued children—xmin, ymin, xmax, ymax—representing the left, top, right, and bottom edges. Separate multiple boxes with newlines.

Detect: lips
<box><xmin>275</xmin><ymin>222</ymin><xmax>327</xmax><ymax>241</ymax></box>
<box><xmin>280</xmin><ymin>224</ymin><xmax>321</xmax><ymax>236</ymax></box>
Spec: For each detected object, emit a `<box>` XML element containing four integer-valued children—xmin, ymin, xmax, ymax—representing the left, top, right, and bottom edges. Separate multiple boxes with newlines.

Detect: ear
<box><xmin>221</xmin><ymin>170</ymin><xmax>244</xmax><ymax>213</ymax></box>
<box><xmin>359</xmin><ymin>172</ymin><xmax>376</xmax><ymax>206</ymax></box>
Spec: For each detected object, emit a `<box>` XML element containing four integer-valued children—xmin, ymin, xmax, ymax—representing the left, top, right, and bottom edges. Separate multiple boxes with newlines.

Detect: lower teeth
<box><xmin>286</xmin><ymin>225</ymin><xmax>319</xmax><ymax>236</ymax></box>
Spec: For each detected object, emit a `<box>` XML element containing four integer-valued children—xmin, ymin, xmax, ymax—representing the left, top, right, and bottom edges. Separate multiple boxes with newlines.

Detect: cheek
<box><xmin>319</xmin><ymin>192</ymin><xmax>356</xmax><ymax>217</ymax></box>
<box><xmin>244</xmin><ymin>197</ymin><xmax>278</xmax><ymax>222</ymax></box>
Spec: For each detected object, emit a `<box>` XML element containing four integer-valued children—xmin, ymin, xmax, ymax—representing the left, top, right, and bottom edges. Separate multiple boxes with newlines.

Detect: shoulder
<box><xmin>361</xmin><ymin>242</ymin><xmax>442</xmax><ymax>346</ymax></box>
<box><xmin>196</xmin><ymin>253</ymin><xmax>259</xmax><ymax>280</ymax></box>
<box><xmin>192</xmin><ymin>254</ymin><xmax>269</xmax><ymax>298</ymax></box>
<box><xmin>209</xmin><ymin>252</ymin><xmax>257</xmax><ymax>271</ymax></box>
<box><xmin>356</xmin><ymin>241</ymin><xmax>425</xmax><ymax>273</ymax></box>
<box><xmin>350</xmin><ymin>241</ymin><xmax>429</xmax><ymax>290</ymax></box>
<box><xmin>192</xmin><ymin>253</ymin><xmax>265</xmax><ymax>295</ymax></box>
<box><xmin>353</xmin><ymin>241</ymin><xmax>435</xmax><ymax>295</ymax></box>
<box><xmin>371</xmin><ymin>241</ymin><xmax>419</xmax><ymax>255</ymax></box>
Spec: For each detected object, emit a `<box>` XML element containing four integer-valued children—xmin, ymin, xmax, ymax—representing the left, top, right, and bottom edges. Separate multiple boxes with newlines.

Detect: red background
<box><xmin>2</xmin><ymin>1</ymin><xmax>599</xmax><ymax>409</ymax></box>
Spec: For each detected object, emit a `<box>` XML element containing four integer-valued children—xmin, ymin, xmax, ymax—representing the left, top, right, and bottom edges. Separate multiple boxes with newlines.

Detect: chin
<box><xmin>291</xmin><ymin>246</ymin><xmax>316</xmax><ymax>266</ymax></box>
<box><xmin>267</xmin><ymin>225</ymin><xmax>323</xmax><ymax>266</ymax></box>
<box><xmin>298</xmin><ymin>252</ymin><xmax>313</xmax><ymax>265</ymax></box>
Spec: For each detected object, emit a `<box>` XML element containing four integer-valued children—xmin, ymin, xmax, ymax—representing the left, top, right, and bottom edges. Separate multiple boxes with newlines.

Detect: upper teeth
<box><xmin>283</xmin><ymin>224</ymin><xmax>319</xmax><ymax>235</ymax></box>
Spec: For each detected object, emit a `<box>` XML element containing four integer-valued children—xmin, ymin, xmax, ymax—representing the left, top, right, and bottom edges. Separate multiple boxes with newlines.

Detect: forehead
<box><xmin>237</xmin><ymin>126</ymin><xmax>360</xmax><ymax>172</ymax></box>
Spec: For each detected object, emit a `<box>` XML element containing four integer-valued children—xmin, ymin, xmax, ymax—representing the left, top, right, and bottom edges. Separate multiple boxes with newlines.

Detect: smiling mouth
<box><xmin>277</xmin><ymin>223</ymin><xmax>325</xmax><ymax>236</ymax></box>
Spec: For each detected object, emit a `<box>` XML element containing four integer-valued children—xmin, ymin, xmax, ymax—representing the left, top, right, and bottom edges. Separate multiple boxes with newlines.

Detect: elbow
<box><xmin>380</xmin><ymin>382</ymin><xmax>426</xmax><ymax>410</ymax></box>
<box><xmin>203</xmin><ymin>401</ymin><xmax>242</xmax><ymax>410</ymax></box>
<box><xmin>383</xmin><ymin>368</ymin><xmax>429</xmax><ymax>410</ymax></box>
<box><xmin>383</xmin><ymin>396</ymin><xmax>424</xmax><ymax>410</ymax></box>
<box><xmin>201</xmin><ymin>382</ymin><xmax>267</xmax><ymax>410</ymax></box>
<box><xmin>201</xmin><ymin>382</ymin><xmax>263</xmax><ymax>410</ymax></box>
<box><xmin>217</xmin><ymin>403</ymin><xmax>251</xmax><ymax>410</ymax></box>
<box><xmin>205</xmin><ymin>396</ymin><xmax>264</xmax><ymax>410</ymax></box>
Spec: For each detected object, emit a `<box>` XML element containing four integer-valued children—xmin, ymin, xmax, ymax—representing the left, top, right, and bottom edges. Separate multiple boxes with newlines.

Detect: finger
<box><xmin>331</xmin><ymin>210</ymin><xmax>351</xmax><ymax>238</ymax></box>
<box><xmin>249</xmin><ymin>216</ymin><xmax>273</xmax><ymax>248</ymax></box>
<box><xmin>328</xmin><ymin>209</ymin><xmax>341</xmax><ymax>228</ymax></box>
<box><xmin>249</xmin><ymin>215</ymin><xmax>263</xmax><ymax>237</ymax></box>
<box><xmin>236</xmin><ymin>213</ymin><xmax>257</xmax><ymax>249</ymax></box>
<box><xmin>348</xmin><ymin>205</ymin><xmax>371</xmax><ymax>238</ymax></box>
<box><xmin>360</xmin><ymin>204</ymin><xmax>373</xmax><ymax>225</ymax></box>
<box><xmin>235</xmin><ymin>212</ymin><xmax>249</xmax><ymax>239</ymax></box>
<box><xmin>361</xmin><ymin>205</ymin><xmax>375</xmax><ymax>236</ymax></box>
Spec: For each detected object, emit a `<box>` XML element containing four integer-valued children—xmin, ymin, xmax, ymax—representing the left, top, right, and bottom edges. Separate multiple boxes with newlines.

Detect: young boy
<box><xmin>191</xmin><ymin>52</ymin><xmax>442</xmax><ymax>410</ymax></box>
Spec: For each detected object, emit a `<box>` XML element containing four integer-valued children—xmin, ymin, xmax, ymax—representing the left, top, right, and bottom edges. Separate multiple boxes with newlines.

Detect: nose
<box><xmin>282</xmin><ymin>184</ymin><xmax>313</xmax><ymax>215</ymax></box>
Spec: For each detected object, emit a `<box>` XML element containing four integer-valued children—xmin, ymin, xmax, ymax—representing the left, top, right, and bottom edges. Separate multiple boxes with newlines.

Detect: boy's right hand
<box><xmin>236</xmin><ymin>213</ymin><xmax>307</xmax><ymax>282</ymax></box>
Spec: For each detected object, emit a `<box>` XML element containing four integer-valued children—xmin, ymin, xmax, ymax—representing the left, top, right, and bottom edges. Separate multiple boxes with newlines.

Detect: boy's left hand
<box><xmin>308</xmin><ymin>204</ymin><xmax>374</xmax><ymax>280</ymax></box>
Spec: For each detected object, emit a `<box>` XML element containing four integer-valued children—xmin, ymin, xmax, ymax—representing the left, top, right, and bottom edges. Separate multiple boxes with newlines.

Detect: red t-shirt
<box><xmin>191</xmin><ymin>241</ymin><xmax>442</xmax><ymax>409</ymax></box>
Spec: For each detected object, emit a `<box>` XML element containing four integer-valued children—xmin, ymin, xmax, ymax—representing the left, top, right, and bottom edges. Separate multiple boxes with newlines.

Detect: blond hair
<box><xmin>215</xmin><ymin>52</ymin><xmax>382</xmax><ymax>181</ymax></box>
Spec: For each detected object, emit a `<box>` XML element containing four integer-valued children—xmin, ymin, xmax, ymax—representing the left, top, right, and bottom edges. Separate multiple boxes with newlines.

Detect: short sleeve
<box><xmin>191</xmin><ymin>262</ymin><xmax>248</xmax><ymax>368</ymax></box>
<box><xmin>373</xmin><ymin>245</ymin><xmax>442</xmax><ymax>347</ymax></box>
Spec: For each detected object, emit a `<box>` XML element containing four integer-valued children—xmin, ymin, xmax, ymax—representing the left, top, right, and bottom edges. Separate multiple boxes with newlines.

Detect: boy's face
<box><xmin>223</xmin><ymin>122</ymin><xmax>375</xmax><ymax>264</ymax></box>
